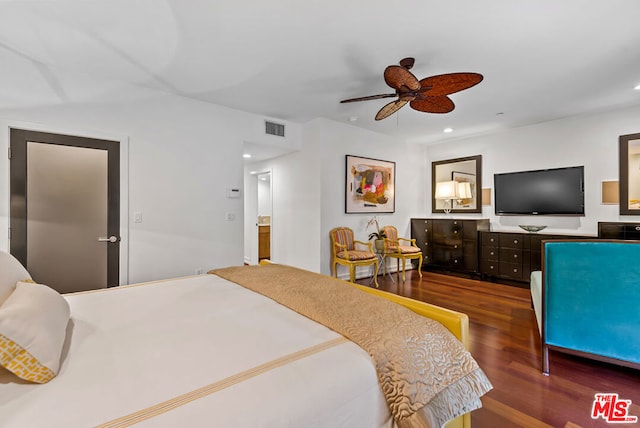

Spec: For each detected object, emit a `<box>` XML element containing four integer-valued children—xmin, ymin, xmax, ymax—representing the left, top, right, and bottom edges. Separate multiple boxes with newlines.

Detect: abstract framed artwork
<box><xmin>345</xmin><ymin>155</ymin><xmax>395</xmax><ymax>213</ymax></box>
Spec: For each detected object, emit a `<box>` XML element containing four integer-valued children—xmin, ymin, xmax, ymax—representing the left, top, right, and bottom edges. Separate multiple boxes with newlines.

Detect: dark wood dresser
<box><xmin>479</xmin><ymin>230</ymin><xmax>592</xmax><ymax>283</ymax></box>
<box><xmin>410</xmin><ymin>218</ymin><xmax>490</xmax><ymax>275</ymax></box>
<box><xmin>598</xmin><ymin>222</ymin><xmax>640</xmax><ymax>240</ymax></box>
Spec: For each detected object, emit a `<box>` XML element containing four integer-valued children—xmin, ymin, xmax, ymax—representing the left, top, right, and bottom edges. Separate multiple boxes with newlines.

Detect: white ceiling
<box><xmin>1</xmin><ymin>0</ymin><xmax>640</xmax><ymax>146</ymax></box>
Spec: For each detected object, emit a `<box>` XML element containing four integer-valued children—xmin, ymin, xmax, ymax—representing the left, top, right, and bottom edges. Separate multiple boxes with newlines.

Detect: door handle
<box><xmin>98</xmin><ymin>235</ymin><xmax>119</xmax><ymax>243</ymax></box>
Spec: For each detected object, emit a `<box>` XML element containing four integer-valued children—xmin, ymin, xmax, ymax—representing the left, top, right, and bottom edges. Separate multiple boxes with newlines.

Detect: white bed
<box><xmin>0</xmin><ymin>253</ymin><xmax>491</xmax><ymax>428</ymax></box>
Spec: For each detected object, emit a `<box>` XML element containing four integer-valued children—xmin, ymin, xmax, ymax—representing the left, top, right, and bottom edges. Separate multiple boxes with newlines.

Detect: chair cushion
<box><xmin>337</xmin><ymin>250</ymin><xmax>375</xmax><ymax>261</ymax></box>
<box><xmin>387</xmin><ymin>245</ymin><xmax>421</xmax><ymax>254</ymax></box>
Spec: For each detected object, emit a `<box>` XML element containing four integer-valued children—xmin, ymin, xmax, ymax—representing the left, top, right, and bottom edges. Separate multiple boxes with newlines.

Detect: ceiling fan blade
<box><xmin>375</xmin><ymin>99</ymin><xmax>408</xmax><ymax>121</ymax></box>
<box><xmin>410</xmin><ymin>96</ymin><xmax>455</xmax><ymax>114</ymax></box>
<box><xmin>419</xmin><ymin>73</ymin><xmax>483</xmax><ymax>97</ymax></box>
<box><xmin>384</xmin><ymin>65</ymin><xmax>421</xmax><ymax>92</ymax></box>
<box><xmin>340</xmin><ymin>93</ymin><xmax>397</xmax><ymax>103</ymax></box>
<box><xmin>399</xmin><ymin>57</ymin><xmax>415</xmax><ymax>70</ymax></box>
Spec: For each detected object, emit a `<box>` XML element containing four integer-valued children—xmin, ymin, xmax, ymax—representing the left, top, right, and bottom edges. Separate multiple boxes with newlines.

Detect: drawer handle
<box><xmin>513</xmin><ymin>239</ymin><xmax>519</xmax><ymax>244</ymax></box>
<box><xmin>490</xmin><ymin>265</ymin><xmax>495</xmax><ymax>270</ymax></box>
<box><xmin>513</xmin><ymin>268</ymin><xmax>518</xmax><ymax>273</ymax></box>
<box><xmin>454</xmin><ymin>221</ymin><xmax>458</xmax><ymax>225</ymax></box>
<box><xmin>490</xmin><ymin>238</ymin><xmax>495</xmax><ymax>242</ymax></box>
<box><xmin>490</xmin><ymin>251</ymin><xmax>494</xmax><ymax>256</ymax></box>
<box><xmin>454</xmin><ymin>230</ymin><xmax>458</xmax><ymax>234</ymax></box>
<box><xmin>513</xmin><ymin>254</ymin><xmax>518</xmax><ymax>259</ymax></box>
<box><xmin>454</xmin><ymin>244</ymin><xmax>458</xmax><ymax>249</ymax></box>
<box><xmin>424</xmin><ymin>229</ymin><xmax>428</xmax><ymax>232</ymax></box>
<box><xmin>454</xmin><ymin>260</ymin><xmax>458</xmax><ymax>263</ymax></box>
<box><xmin>636</xmin><ymin>226</ymin><xmax>640</xmax><ymax>231</ymax></box>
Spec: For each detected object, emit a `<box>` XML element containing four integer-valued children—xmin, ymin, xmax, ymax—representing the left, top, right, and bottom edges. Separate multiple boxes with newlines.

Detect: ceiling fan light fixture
<box><xmin>340</xmin><ymin>58</ymin><xmax>483</xmax><ymax>121</ymax></box>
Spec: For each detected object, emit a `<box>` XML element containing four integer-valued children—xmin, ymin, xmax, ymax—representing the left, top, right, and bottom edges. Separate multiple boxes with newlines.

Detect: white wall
<box><xmin>0</xmin><ymin>72</ymin><xmax>301</xmax><ymax>284</ymax></box>
<box><xmin>246</xmin><ymin>118</ymin><xmax>427</xmax><ymax>279</ymax></box>
<box><xmin>6</xmin><ymin>66</ymin><xmax>639</xmax><ymax>284</ymax></box>
<box><xmin>425</xmin><ymin>104</ymin><xmax>640</xmax><ymax>234</ymax></box>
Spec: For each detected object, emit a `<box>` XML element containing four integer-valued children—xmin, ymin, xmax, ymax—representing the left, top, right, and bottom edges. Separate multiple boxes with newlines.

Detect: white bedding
<box><xmin>0</xmin><ymin>275</ymin><xmax>394</xmax><ymax>427</ymax></box>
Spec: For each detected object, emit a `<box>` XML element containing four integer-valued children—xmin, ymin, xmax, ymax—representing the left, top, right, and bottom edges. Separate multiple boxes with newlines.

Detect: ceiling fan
<box><xmin>340</xmin><ymin>57</ymin><xmax>483</xmax><ymax>121</ymax></box>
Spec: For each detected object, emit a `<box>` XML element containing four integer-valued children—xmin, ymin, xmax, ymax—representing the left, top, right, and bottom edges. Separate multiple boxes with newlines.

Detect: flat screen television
<box><xmin>494</xmin><ymin>166</ymin><xmax>585</xmax><ymax>215</ymax></box>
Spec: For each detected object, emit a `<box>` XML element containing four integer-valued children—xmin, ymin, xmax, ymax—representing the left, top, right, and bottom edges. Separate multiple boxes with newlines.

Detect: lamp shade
<box><xmin>457</xmin><ymin>182</ymin><xmax>473</xmax><ymax>199</ymax></box>
<box><xmin>435</xmin><ymin>181</ymin><xmax>458</xmax><ymax>199</ymax></box>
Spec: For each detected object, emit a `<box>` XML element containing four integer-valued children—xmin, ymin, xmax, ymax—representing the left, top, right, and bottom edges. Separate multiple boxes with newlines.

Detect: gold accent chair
<box><xmin>330</xmin><ymin>227</ymin><xmax>379</xmax><ymax>287</ymax></box>
<box><xmin>381</xmin><ymin>225</ymin><xmax>423</xmax><ymax>282</ymax></box>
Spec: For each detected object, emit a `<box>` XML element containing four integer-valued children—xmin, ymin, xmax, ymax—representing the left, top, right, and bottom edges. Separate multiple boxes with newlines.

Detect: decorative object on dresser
<box><xmin>411</xmin><ymin>218</ymin><xmax>489</xmax><ymax>275</ymax></box>
<box><xmin>619</xmin><ymin>132</ymin><xmax>640</xmax><ymax>215</ymax></box>
<box><xmin>598</xmin><ymin>221</ymin><xmax>640</xmax><ymax>240</ymax></box>
<box><xmin>479</xmin><ymin>230</ymin><xmax>592</xmax><ymax>285</ymax></box>
<box><xmin>518</xmin><ymin>225</ymin><xmax>547</xmax><ymax>233</ymax></box>
<box><xmin>434</xmin><ymin>181</ymin><xmax>458</xmax><ymax>214</ymax></box>
<box><xmin>345</xmin><ymin>155</ymin><xmax>395</xmax><ymax>214</ymax></box>
<box><xmin>432</xmin><ymin>155</ymin><xmax>482</xmax><ymax>214</ymax></box>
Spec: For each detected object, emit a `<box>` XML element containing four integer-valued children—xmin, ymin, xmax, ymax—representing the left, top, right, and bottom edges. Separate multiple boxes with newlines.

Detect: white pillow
<box><xmin>0</xmin><ymin>250</ymin><xmax>31</xmax><ymax>305</ymax></box>
<box><xmin>0</xmin><ymin>281</ymin><xmax>70</xmax><ymax>383</ymax></box>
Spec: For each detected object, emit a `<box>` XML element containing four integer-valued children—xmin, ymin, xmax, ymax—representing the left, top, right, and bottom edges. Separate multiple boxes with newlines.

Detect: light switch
<box><xmin>134</xmin><ymin>212</ymin><xmax>142</xmax><ymax>223</ymax></box>
<box><xmin>226</xmin><ymin>212</ymin><xmax>236</xmax><ymax>221</ymax></box>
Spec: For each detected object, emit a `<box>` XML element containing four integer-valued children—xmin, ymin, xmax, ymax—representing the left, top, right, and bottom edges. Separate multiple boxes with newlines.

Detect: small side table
<box><xmin>370</xmin><ymin>249</ymin><xmax>395</xmax><ymax>284</ymax></box>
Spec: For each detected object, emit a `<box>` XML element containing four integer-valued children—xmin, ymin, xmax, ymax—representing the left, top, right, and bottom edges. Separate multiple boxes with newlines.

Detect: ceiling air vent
<box><xmin>265</xmin><ymin>121</ymin><xmax>285</xmax><ymax>137</ymax></box>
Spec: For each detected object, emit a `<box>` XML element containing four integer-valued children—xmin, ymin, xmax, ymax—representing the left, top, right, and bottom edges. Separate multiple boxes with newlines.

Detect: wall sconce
<box><xmin>482</xmin><ymin>188</ymin><xmax>492</xmax><ymax>206</ymax></box>
<box><xmin>601</xmin><ymin>180</ymin><xmax>619</xmax><ymax>205</ymax></box>
<box><xmin>435</xmin><ymin>181</ymin><xmax>458</xmax><ymax>214</ymax></box>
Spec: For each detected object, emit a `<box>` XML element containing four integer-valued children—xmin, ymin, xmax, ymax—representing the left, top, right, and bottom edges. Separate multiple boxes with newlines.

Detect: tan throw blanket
<box><xmin>211</xmin><ymin>264</ymin><xmax>492</xmax><ymax>428</ymax></box>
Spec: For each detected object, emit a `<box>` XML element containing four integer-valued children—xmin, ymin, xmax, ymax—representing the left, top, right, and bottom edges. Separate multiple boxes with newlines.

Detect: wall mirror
<box><xmin>432</xmin><ymin>155</ymin><xmax>482</xmax><ymax>213</ymax></box>
<box><xmin>619</xmin><ymin>132</ymin><xmax>640</xmax><ymax>215</ymax></box>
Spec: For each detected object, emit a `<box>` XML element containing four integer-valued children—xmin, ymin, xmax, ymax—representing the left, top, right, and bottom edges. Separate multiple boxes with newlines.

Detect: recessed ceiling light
<box><xmin>243</xmin><ymin>153</ymin><xmax>252</xmax><ymax>158</ymax></box>
<box><xmin>634</xmin><ymin>84</ymin><xmax>640</xmax><ymax>90</ymax></box>
<box><xmin>443</xmin><ymin>127</ymin><xmax>453</xmax><ymax>133</ymax></box>
<box><xmin>249</xmin><ymin>171</ymin><xmax>258</xmax><ymax>175</ymax></box>
<box><xmin>348</xmin><ymin>116</ymin><xmax>358</xmax><ymax>122</ymax></box>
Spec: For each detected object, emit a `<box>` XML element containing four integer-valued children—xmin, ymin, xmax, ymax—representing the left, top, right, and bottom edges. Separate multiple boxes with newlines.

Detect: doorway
<box><xmin>257</xmin><ymin>172</ymin><xmax>272</xmax><ymax>262</ymax></box>
<box><xmin>9</xmin><ymin>129</ymin><xmax>120</xmax><ymax>293</ymax></box>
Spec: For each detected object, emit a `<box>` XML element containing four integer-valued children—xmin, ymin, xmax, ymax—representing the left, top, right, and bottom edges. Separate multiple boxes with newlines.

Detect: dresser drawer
<box><xmin>499</xmin><ymin>248</ymin><xmax>523</xmax><ymax>264</ymax></box>
<box><xmin>480</xmin><ymin>246</ymin><xmax>499</xmax><ymax>261</ymax></box>
<box><xmin>480</xmin><ymin>232</ymin><xmax>499</xmax><ymax>247</ymax></box>
<box><xmin>499</xmin><ymin>233</ymin><xmax>523</xmax><ymax>249</ymax></box>
<box><xmin>499</xmin><ymin>262</ymin><xmax>524</xmax><ymax>280</ymax></box>
<box><xmin>624</xmin><ymin>224</ymin><xmax>640</xmax><ymax>240</ymax></box>
<box><xmin>431</xmin><ymin>245</ymin><xmax>463</xmax><ymax>267</ymax></box>
<box><xmin>480</xmin><ymin>260</ymin><xmax>499</xmax><ymax>275</ymax></box>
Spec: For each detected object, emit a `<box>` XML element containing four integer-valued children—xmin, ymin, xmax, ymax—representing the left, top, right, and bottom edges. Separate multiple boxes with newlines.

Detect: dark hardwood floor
<box><xmin>357</xmin><ymin>270</ymin><xmax>640</xmax><ymax>428</ymax></box>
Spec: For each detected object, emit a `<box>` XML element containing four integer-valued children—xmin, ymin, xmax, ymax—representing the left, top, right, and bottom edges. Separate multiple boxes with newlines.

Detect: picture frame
<box><xmin>345</xmin><ymin>155</ymin><xmax>395</xmax><ymax>213</ymax></box>
<box><xmin>432</xmin><ymin>155</ymin><xmax>482</xmax><ymax>213</ymax></box>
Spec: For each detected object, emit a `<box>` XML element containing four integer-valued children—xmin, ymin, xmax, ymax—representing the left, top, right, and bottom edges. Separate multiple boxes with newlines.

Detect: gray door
<box><xmin>10</xmin><ymin>129</ymin><xmax>120</xmax><ymax>293</ymax></box>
